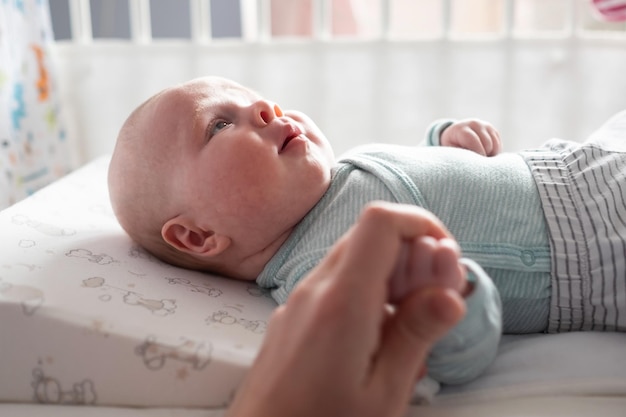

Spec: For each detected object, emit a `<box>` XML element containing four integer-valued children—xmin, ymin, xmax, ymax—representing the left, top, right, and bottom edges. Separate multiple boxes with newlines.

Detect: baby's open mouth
<box><xmin>281</xmin><ymin>135</ymin><xmax>296</xmax><ymax>151</ymax></box>
<box><xmin>280</xmin><ymin>125</ymin><xmax>302</xmax><ymax>152</ymax></box>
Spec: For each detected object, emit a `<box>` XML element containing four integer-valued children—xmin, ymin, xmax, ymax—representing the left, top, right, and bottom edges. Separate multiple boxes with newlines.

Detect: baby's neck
<box><xmin>225</xmin><ymin>226</ymin><xmax>295</xmax><ymax>281</ymax></box>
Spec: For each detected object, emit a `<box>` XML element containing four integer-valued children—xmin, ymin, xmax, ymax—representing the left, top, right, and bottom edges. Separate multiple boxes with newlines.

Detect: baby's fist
<box><xmin>441</xmin><ymin>119</ymin><xmax>502</xmax><ymax>156</ymax></box>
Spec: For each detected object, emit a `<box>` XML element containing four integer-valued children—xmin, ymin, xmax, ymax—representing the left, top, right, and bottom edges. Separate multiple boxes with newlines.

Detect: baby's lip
<box><xmin>279</xmin><ymin>123</ymin><xmax>303</xmax><ymax>153</ymax></box>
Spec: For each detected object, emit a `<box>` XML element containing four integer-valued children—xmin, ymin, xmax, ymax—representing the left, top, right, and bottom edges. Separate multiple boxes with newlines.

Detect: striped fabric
<box><xmin>523</xmin><ymin>110</ymin><xmax>626</xmax><ymax>333</ymax></box>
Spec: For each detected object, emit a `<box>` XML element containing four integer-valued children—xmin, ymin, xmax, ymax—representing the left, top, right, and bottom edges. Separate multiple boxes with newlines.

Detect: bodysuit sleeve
<box><xmin>427</xmin><ymin>259</ymin><xmax>502</xmax><ymax>385</ymax></box>
<box><xmin>423</xmin><ymin>119</ymin><xmax>455</xmax><ymax>147</ymax></box>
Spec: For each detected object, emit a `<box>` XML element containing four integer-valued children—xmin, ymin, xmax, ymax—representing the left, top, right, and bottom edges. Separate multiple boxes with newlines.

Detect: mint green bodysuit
<box><xmin>257</xmin><ymin>120</ymin><xmax>551</xmax><ymax>384</ymax></box>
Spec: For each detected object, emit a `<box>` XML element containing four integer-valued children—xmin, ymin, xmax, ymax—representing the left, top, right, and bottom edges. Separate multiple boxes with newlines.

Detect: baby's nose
<box><xmin>254</xmin><ymin>100</ymin><xmax>283</xmax><ymax>125</ymax></box>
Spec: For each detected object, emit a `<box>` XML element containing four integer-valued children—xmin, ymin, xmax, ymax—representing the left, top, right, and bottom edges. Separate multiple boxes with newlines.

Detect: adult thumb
<box><xmin>373</xmin><ymin>288</ymin><xmax>466</xmax><ymax>397</ymax></box>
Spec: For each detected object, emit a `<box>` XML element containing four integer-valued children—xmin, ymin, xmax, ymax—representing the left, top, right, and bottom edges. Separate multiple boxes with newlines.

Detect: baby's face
<box><xmin>151</xmin><ymin>76</ymin><xmax>335</xmax><ymax>261</ymax></box>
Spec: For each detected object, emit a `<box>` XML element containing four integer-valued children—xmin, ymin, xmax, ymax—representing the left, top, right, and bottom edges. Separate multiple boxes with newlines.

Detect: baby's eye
<box><xmin>210</xmin><ymin>120</ymin><xmax>231</xmax><ymax>136</ymax></box>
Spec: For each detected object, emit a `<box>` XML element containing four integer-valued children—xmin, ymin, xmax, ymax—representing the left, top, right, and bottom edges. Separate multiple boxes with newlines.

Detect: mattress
<box><xmin>1</xmin><ymin>156</ymin><xmax>625</xmax><ymax>414</ymax></box>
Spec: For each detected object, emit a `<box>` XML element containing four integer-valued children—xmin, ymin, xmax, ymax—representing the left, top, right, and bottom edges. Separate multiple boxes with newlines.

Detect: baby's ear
<box><xmin>161</xmin><ymin>217</ymin><xmax>231</xmax><ymax>258</ymax></box>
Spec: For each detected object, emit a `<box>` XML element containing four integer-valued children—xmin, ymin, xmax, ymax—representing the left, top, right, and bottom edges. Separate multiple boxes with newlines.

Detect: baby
<box><xmin>108</xmin><ymin>76</ymin><xmax>626</xmax><ymax>385</ymax></box>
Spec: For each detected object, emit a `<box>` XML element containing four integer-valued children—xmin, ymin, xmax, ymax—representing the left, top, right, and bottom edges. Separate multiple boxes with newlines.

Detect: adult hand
<box><xmin>441</xmin><ymin>119</ymin><xmax>502</xmax><ymax>156</ymax></box>
<box><xmin>226</xmin><ymin>202</ymin><xmax>466</xmax><ymax>417</ymax></box>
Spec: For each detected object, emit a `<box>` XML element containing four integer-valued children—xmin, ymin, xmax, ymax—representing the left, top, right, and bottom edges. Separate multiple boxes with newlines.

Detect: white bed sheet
<box><xmin>1</xmin><ymin>157</ymin><xmax>625</xmax><ymax>415</ymax></box>
<box><xmin>2</xmin><ymin>394</ymin><xmax>626</xmax><ymax>417</ymax></box>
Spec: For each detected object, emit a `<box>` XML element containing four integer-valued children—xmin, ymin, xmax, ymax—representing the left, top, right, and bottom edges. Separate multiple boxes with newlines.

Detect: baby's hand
<box><xmin>388</xmin><ymin>236</ymin><xmax>468</xmax><ymax>304</ymax></box>
<box><xmin>440</xmin><ymin>119</ymin><xmax>501</xmax><ymax>156</ymax></box>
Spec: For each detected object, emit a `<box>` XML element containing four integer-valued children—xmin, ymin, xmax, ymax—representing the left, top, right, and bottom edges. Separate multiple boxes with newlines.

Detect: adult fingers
<box><xmin>307</xmin><ymin>203</ymin><xmax>452</xmax><ymax>286</ymax></box>
<box><xmin>433</xmin><ymin>238</ymin><xmax>466</xmax><ymax>293</ymax></box>
<box><xmin>328</xmin><ymin>203</ymin><xmax>453</xmax><ymax>298</ymax></box>
<box><xmin>370</xmin><ymin>288</ymin><xmax>466</xmax><ymax>406</ymax></box>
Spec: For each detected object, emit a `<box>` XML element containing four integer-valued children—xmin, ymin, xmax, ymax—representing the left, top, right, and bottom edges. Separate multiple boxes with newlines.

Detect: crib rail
<box><xmin>61</xmin><ymin>0</ymin><xmax>626</xmax><ymax>44</ymax></box>
<box><xmin>52</xmin><ymin>0</ymin><xmax>626</xmax><ymax>164</ymax></box>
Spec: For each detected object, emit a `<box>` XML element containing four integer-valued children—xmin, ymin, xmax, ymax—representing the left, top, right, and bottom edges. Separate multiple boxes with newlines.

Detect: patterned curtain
<box><xmin>0</xmin><ymin>0</ymin><xmax>74</xmax><ymax>209</ymax></box>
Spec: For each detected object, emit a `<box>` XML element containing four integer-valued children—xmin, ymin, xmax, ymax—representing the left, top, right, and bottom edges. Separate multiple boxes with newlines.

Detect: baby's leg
<box><xmin>536</xmin><ymin>111</ymin><xmax>626</xmax><ymax>332</ymax></box>
<box><xmin>388</xmin><ymin>236</ymin><xmax>466</xmax><ymax>304</ymax></box>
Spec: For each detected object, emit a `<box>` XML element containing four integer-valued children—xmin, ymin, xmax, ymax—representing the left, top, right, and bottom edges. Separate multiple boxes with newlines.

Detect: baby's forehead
<box><xmin>182</xmin><ymin>77</ymin><xmax>261</xmax><ymax>106</ymax></box>
<box><xmin>143</xmin><ymin>77</ymin><xmax>261</xmax><ymax>127</ymax></box>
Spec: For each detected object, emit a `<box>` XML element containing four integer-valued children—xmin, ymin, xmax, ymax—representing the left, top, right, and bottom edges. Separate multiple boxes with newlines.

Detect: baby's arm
<box><xmin>388</xmin><ymin>234</ymin><xmax>502</xmax><ymax>385</ymax></box>
<box><xmin>427</xmin><ymin>259</ymin><xmax>502</xmax><ymax>385</ymax></box>
<box><xmin>424</xmin><ymin>119</ymin><xmax>502</xmax><ymax>156</ymax></box>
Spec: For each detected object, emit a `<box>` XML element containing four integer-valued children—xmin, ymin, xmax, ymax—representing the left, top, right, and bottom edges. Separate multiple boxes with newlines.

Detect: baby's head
<box><xmin>108</xmin><ymin>76</ymin><xmax>335</xmax><ymax>280</ymax></box>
